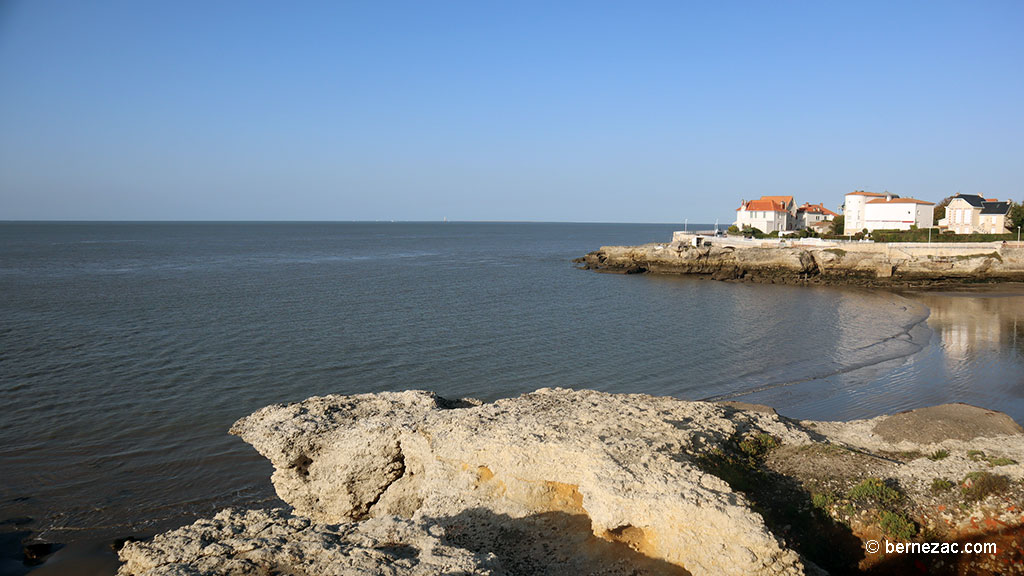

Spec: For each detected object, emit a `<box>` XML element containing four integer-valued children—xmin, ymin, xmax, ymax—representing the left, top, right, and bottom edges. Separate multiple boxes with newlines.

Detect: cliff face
<box><xmin>578</xmin><ymin>243</ymin><xmax>1024</xmax><ymax>284</ymax></box>
<box><xmin>119</xmin><ymin>389</ymin><xmax>1024</xmax><ymax>576</ymax></box>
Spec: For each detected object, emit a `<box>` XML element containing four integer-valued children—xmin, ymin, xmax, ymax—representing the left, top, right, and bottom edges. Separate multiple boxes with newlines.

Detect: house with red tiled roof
<box><xmin>796</xmin><ymin>203</ymin><xmax>838</xmax><ymax>230</ymax></box>
<box><xmin>760</xmin><ymin>196</ymin><xmax>796</xmax><ymax>213</ymax></box>
<box><xmin>864</xmin><ymin>196</ymin><xmax>935</xmax><ymax>231</ymax></box>
<box><xmin>735</xmin><ymin>196</ymin><xmax>796</xmax><ymax>233</ymax></box>
<box><xmin>841</xmin><ymin>191</ymin><xmax>889</xmax><ymax>234</ymax></box>
<box><xmin>842</xmin><ymin>190</ymin><xmax>934</xmax><ymax>234</ymax></box>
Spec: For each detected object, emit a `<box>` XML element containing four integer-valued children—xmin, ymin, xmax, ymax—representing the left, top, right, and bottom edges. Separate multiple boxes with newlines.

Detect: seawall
<box><xmin>577</xmin><ymin>238</ymin><xmax>1024</xmax><ymax>285</ymax></box>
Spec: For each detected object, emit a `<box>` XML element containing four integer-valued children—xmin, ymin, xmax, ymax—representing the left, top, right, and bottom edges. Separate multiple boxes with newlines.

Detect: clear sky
<box><xmin>1</xmin><ymin>1</ymin><xmax>1022</xmax><ymax>222</ymax></box>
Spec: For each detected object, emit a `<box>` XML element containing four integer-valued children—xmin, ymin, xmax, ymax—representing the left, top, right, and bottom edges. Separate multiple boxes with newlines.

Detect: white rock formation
<box><xmin>117</xmin><ymin>508</ymin><xmax>502</xmax><ymax>576</ymax></box>
<box><xmin>229</xmin><ymin>388</ymin><xmax>815</xmax><ymax>576</ymax></box>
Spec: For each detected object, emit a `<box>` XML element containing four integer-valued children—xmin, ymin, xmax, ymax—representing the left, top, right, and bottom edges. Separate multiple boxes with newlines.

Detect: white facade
<box><xmin>735</xmin><ymin>206</ymin><xmax>790</xmax><ymax>233</ymax></box>
<box><xmin>943</xmin><ymin>195</ymin><xmax>1010</xmax><ymax>234</ymax></box>
<box><xmin>863</xmin><ymin>198</ymin><xmax>935</xmax><ymax>231</ymax></box>
<box><xmin>843</xmin><ymin>191</ymin><xmax>934</xmax><ymax>233</ymax></box>
<box><xmin>842</xmin><ymin>191</ymin><xmax>888</xmax><ymax>234</ymax></box>
<box><xmin>796</xmin><ymin>203</ymin><xmax>837</xmax><ymax>229</ymax></box>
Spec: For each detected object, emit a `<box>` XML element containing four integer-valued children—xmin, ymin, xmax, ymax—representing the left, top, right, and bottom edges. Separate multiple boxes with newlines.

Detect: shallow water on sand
<box><xmin>1</xmin><ymin>222</ymin><xmax>1021</xmax><ymax>571</ymax></box>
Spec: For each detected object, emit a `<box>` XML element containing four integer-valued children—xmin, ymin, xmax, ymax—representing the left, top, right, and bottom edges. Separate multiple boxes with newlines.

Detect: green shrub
<box><xmin>847</xmin><ymin>478</ymin><xmax>901</xmax><ymax>506</ymax></box>
<box><xmin>738</xmin><ymin>433</ymin><xmax>781</xmax><ymax>458</ymax></box>
<box><xmin>869</xmin><ymin>229</ymin><xmax>1015</xmax><ymax>243</ymax></box>
<box><xmin>961</xmin><ymin>471</ymin><xmax>1010</xmax><ymax>502</ymax></box>
<box><xmin>928</xmin><ymin>449</ymin><xmax>949</xmax><ymax>461</ymax></box>
<box><xmin>879</xmin><ymin>510</ymin><xmax>917</xmax><ymax>540</ymax></box>
<box><xmin>811</xmin><ymin>492</ymin><xmax>836</xmax><ymax>511</ymax></box>
<box><xmin>930</xmin><ymin>478</ymin><xmax>954</xmax><ymax>494</ymax></box>
<box><xmin>966</xmin><ymin>450</ymin><xmax>1016</xmax><ymax>466</ymax></box>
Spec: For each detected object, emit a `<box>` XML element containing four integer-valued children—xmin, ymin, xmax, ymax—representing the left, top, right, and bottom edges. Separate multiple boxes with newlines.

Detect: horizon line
<box><xmin>0</xmin><ymin>219</ymin><xmax>725</xmax><ymax>225</ymax></box>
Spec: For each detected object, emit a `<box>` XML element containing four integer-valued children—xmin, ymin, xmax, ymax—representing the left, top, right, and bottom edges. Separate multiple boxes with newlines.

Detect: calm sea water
<box><xmin>1</xmin><ymin>222</ymin><xmax>1023</xmax><ymax>563</ymax></box>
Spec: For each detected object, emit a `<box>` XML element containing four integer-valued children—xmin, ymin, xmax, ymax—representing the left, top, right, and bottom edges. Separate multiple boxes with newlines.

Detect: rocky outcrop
<box><xmin>117</xmin><ymin>508</ymin><xmax>502</xmax><ymax>576</ymax></box>
<box><xmin>119</xmin><ymin>390</ymin><xmax>1024</xmax><ymax>576</ymax></box>
<box><xmin>576</xmin><ymin>243</ymin><xmax>1024</xmax><ymax>285</ymax></box>
<box><xmin>228</xmin><ymin>389</ymin><xmax>810</xmax><ymax>576</ymax></box>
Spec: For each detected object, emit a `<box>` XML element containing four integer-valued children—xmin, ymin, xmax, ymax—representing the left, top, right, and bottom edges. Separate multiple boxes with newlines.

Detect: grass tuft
<box><xmin>878</xmin><ymin>510</ymin><xmax>917</xmax><ymax>540</ymax></box>
<box><xmin>811</xmin><ymin>492</ymin><xmax>836</xmax><ymax>512</ymax></box>
<box><xmin>847</xmin><ymin>478</ymin><xmax>902</xmax><ymax>507</ymax></box>
<box><xmin>930</xmin><ymin>478</ymin><xmax>954</xmax><ymax>494</ymax></box>
<box><xmin>961</xmin><ymin>471</ymin><xmax>1010</xmax><ymax>502</ymax></box>
<box><xmin>738</xmin><ymin>433</ymin><xmax>781</xmax><ymax>459</ymax></box>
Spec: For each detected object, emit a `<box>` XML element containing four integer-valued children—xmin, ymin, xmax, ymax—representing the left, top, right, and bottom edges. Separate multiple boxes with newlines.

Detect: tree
<box><xmin>1008</xmin><ymin>200</ymin><xmax>1024</xmax><ymax>232</ymax></box>
<box><xmin>830</xmin><ymin>215</ymin><xmax>844</xmax><ymax>235</ymax></box>
<box><xmin>933</xmin><ymin>196</ymin><xmax>954</xmax><ymax>225</ymax></box>
<box><xmin>741</xmin><ymin>225</ymin><xmax>764</xmax><ymax>238</ymax></box>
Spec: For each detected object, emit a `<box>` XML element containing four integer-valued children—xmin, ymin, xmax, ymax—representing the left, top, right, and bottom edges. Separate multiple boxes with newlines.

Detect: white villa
<box><xmin>938</xmin><ymin>194</ymin><xmax>1011</xmax><ymax>234</ymax></box>
<box><xmin>796</xmin><ymin>203</ymin><xmax>837</xmax><ymax>230</ymax></box>
<box><xmin>735</xmin><ymin>196</ymin><xmax>796</xmax><ymax>233</ymax></box>
<box><xmin>843</xmin><ymin>191</ymin><xmax>934</xmax><ymax>234</ymax></box>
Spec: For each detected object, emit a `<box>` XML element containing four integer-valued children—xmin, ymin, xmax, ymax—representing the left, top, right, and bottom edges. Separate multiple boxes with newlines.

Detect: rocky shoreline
<box><xmin>575</xmin><ymin>242</ymin><xmax>1024</xmax><ymax>287</ymax></box>
<box><xmin>116</xmin><ymin>389</ymin><xmax>1024</xmax><ymax>575</ymax></box>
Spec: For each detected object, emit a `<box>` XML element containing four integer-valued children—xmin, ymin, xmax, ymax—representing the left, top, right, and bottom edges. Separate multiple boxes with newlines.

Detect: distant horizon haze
<box><xmin>1</xmin><ymin>1</ymin><xmax>1022</xmax><ymax>221</ymax></box>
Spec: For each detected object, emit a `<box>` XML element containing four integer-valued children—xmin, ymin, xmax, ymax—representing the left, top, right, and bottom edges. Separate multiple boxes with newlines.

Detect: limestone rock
<box><xmin>579</xmin><ymin>242</ymin><xmax>1024</xmax><ymax>284</ymax></box>
<box><xmin>872</xmin><ymin>403</ymin><xmax>1024</xmax><ymax>444</ymax></box>
<box><xmin>120</xmin><ymin>393</ymin><xmax>1024</xmax><ymax>576</ymax></box>
<box><xmin>117</xmin><ymin>508</ymin><xmax>501</xmax><ymax>576</ymax></box>
<box><xmin>231</xmin><ymin>388</ymin><xmax>812</xmax><ymax>576</ymax></box>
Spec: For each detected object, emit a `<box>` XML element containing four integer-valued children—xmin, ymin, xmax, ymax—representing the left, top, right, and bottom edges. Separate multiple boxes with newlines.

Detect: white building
<box><xmin>843</xmin><ymin>191</ymin><xmax>934</xmax><ymax>233</ymax></box>
<box><xmin>939</xmin><ymin>194</ymin><xmax>1011</xmax><ymax>234</ymax></box>
<box><xmin>735</xmin><ymin>196</ymin><xmax>795</xmax><ymax>233</ymax></box>
<box><xmin>864</xmin><ymin>196</ymin><xmax>935</xmax><ymax>231</ymax></box>
<box><xmin>795</xmin><ymin>203</ymin><xmax>838</xmax><ymax>230</ymax></box>
<box><xmin>842</xmin><ymin>191</ymin><xmax>889</xmax><ymax>234</ymax></box>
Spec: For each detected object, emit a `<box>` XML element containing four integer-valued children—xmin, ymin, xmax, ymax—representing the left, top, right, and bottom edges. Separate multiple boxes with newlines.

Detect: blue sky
<box><xmin>1</xmin><ymin>1</ymin><xmax>1022</xmax><ymax>222</ymax></box>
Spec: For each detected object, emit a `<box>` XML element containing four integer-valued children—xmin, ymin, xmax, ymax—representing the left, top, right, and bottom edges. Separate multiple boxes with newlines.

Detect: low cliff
<box><xmin>577</xmin><ymin>242</ymin><xmax>1024</xmax><ymax>285</ymax></box>
<box><xmin>119</xmin><ymin>390</ymin><xmax>1024</xmax><ymax>576</ymax></box>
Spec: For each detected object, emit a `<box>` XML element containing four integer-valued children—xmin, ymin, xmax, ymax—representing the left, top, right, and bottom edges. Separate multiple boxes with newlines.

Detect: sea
<box><xmin>1</xmin><ymin>222</ymin><xmax>1023</xmax><ymax>573</ymax></box>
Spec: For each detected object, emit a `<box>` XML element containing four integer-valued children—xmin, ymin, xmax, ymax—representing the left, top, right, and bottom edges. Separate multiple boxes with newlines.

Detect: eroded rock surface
<box><xmin>229</xmin><ymin>388</ymin><xmax>812</xmax><ymax>576</ymax></box>
<box><xmin>117</xmin><ymin>508</ymin><xmax>501</xmax><ymax>576</ymax></box>
<box><xmin>577</xmin><ymin>243</ymin><xmax>1024</xmax><ymax>285</ymax></box>
<box><xmin>120</xmin><ymin>390</ymin><xmax>1024</xmax><ymax>576</ymax></box>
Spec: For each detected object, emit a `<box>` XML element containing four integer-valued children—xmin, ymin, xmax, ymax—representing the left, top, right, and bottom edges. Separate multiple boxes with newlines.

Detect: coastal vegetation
<box><xmin>960</xmin><ymin>471</ymin><xmax>1011</xmax><ymax>502</ymax></box>
<box><xmin>868</xmin><ymin>228</ymin><xmax>1019</xmax><ymax>243</ymax></box>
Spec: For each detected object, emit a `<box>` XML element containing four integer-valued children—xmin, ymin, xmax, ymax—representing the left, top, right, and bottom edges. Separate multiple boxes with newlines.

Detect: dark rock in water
<box><xmin>22</xmin><ymin>541</ymin><xmax>119</xmax><ymax>576</ymax></box>
<box><xmin>22</xmin><ymin>542</ymin><xmax>59</xmax><ymax>566</ymax></box>
<box><xmin>711</xmin><ymin>268</ymin><xmax>739</xmax><ymax>281</ymax></box>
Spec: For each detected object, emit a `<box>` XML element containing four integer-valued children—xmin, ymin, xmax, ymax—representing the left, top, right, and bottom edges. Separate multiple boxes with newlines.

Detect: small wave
<box><xmin>703</xmin><ymin>291</ymin><xmax>934</xmax><ymax>403</ymax></box>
